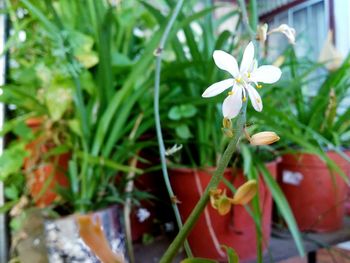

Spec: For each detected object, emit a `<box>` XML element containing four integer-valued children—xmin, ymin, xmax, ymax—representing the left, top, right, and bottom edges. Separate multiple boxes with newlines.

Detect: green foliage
<box><xmin>0</xmin><ymin>142</ymin><xmax>28</xmax><ymax>181</ymax></box>
<box><xmin>2</xmin><ymin>0</ymin><xmax>165</xmax><ymax>214</ymax></box>
<box><xmin>257</xmin><ymin>47</ymin><xmax>350</xmax><ymax>149</ymax></box>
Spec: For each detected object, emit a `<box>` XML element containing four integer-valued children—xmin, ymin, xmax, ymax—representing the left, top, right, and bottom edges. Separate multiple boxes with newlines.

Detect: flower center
<box><xmin>228</xmin><ymin>91</ymin><xmax>234</xmax><ymax>95</ymax></box>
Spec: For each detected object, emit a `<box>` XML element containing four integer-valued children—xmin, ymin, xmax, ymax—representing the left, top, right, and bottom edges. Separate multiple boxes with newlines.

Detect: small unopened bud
<box><xmin>209</xmin><ymin>188</ymin><xmax>222</xmax><ymax>209</ymax></box>
<box><xmin>250</xmin><ymin>131</ymin><xmax>280</xmax><ymax>146</ymax></box>
<box><xmin>222</xmin><ymin>117</ymin><xmax>232</xmax><ymax>129</ymax></box>
<box><xmin>216</xmin><ymin>195</ymin><xmax>232</xmax><ymax>215</ymax></box>
<box><xmin>256</xmin><ymin>23</ymin><xmax>268</xmax><ymax>43</ymax></box>
<box><xmin>232</xmin><ymin>180</ymin><xmax>257</xmax><ymax>205</ymax></box>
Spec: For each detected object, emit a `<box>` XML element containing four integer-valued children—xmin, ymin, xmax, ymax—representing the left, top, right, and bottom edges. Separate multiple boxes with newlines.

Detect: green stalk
<box><xmin>248</xmin><ymin>0</ymin><xmax>258</xmax><ymax>32</ymax></box>
<box><xmin>237</xmin><ymin>0</ymin><xmax>256</xmax><ymax>40</ymax></box>
<box><xmin>153</xmin><ymin>0</ymin><xmax>192</xmax><ymax>257</ymax></box>
<box><xmin>160</xmin><ymin>102</ymin><xmax>247</xmax><ymax>263</ymax></box>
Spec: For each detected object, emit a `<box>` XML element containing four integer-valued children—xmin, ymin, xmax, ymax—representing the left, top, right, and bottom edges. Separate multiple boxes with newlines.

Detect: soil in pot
<box><xmin>278</xmin><ymin>152</ymin><xmax>349</xmax><ymax>232</ymax></box>
<box><xmin>169</xmin><ymin>162</ymin><xmax>277</xmax><ymax>262</ymax></box>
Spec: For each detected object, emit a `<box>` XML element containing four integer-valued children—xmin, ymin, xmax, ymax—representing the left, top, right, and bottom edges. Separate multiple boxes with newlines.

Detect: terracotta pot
<box><xmin>44</xmin><ymin>206</ymin><xmax>126</xmax><ymax>262</ymax></box>
<box><xmin>24</xmin><ymin>118</ymin><xmax>69</xmax><ymax>207</ymax></box>
<box><xmin>343</xmin><ymin>152</ymin><xmax>350</xmax><ymax>215</ymax></box>
<box><xmin>278</xmin><ymin>152</ymin><xmax>349</xmax><ymax>232</ymax></box>
<box><xmin>169</xmin><ymin>162</ymin><xmax>277</xmax><ymax>262</ymax></box>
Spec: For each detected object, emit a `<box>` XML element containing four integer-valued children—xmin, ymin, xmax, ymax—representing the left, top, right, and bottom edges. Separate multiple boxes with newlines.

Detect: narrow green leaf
<box><xmin>257</xmin><ymin>162</ymin><xmax>305</xmax><ymax>257</ymax></box>
<box><xmin>221</xmin><ymin>245</ymin><xmax>239</xmax><ymax>263</ymax></box>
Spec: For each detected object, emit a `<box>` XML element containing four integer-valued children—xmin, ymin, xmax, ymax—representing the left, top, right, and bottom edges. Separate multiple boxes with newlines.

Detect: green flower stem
<box><xmin>160</xmin><ymin>102</ymin><xmax>247</xmax><ymax>263</ymax></box>
<box><xmin>153</xmin><ymin>0</ymin><xmax>192</xmax><ymax>257</ymax></box>
<box><xmin>237</xmin><ymin>0</ymin><xmax>256</xmax><ymax>40</ymax></box>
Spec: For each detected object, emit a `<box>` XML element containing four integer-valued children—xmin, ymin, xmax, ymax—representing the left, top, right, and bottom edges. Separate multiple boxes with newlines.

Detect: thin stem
<box><xmin>237</xmin><ymin>0</ymin><xmax>256</xmax><ymax>40</ymax></box>
<box><xmin>160</xmin><ymin>102</ymin><xmax>247</xmax><ymax>263</ymax></box>
<box><xmin>153</xmin><ymin>0</ymin><xmax>192</xmax><ymax>257</ymax></box>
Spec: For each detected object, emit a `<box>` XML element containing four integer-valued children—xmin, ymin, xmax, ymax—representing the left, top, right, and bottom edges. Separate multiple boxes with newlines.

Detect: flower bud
<box><xmin>222</xmin><ymin>117</ymin><xmax>232</xmax><ymax>129</ymax></box>
<box><xmin>232</xmin><ymin>180</ymin><xmax>258</xmax><ymax>205</ymax></box>
<box><xmin>209</xmin><ymin>188</ymin><xmax>222</xmax><ymax>209</ymax></box>
<box><xmin>210</xmin><ymin>189</ymin><xmax>233</xmax><ymax>215</ymax></box>
<box><xmin>216</xmin><ymin>195</ymin><xmax>232</xmax><ymax>216</ymax></box>
<box><xmin>268</xmin><ymin>24</ymin><xmax>296</xmax><ymax>44</ymax></box>
<box><xmin>250</xmin><ymin>131</ymin><xmax>280</xmax><ymax>146</ymax></box>
<box><xmin>256</xmin><ymin>23</ymin><xmax>268</xmax><ymax>43</ymax></box>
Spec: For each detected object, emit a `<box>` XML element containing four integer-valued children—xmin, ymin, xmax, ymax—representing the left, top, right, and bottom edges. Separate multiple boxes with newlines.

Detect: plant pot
<box><xmin>24</xmin><ymin>118</ymin><xmax>69</xmax><ymax>207</ymax></box>
<box><xmin>278</xmin><ymin>152</ymin><xmax>349</xmax><ymax>232</ymax></box>
<box><xmin>169</xmin><ymin>162</ymin><xmax>277</xmax><ymax>262</ymax></box>
<box><xmin>343</xmin><ymin>152</ymin><xmax>350</xmax><ymax>215</ymax></box>
<box><xmin>44</xmin><ymin>205</ymin><xmax>127</xmax><ymax>262</ymax></box>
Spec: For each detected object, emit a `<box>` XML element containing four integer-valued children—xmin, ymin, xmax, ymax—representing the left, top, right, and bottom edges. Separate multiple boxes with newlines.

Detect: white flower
<box><xmin>165</xmin><ymin>144</ymin><xmax>183</xmax><ymax>156</ymax></box>
<box><xmin>268</xmin><ymin>24</ymin><xmax>296</xmax><ymax>45</ymax></box>
<box><xmin>136</xmin><ymin>208</ymin><xmax>151</xmax><ymax>223</ymax></box>
<box><xmin>202</xmin><ymin>42</ymin><xmax>282</xmax><ymax>119</ymax></box>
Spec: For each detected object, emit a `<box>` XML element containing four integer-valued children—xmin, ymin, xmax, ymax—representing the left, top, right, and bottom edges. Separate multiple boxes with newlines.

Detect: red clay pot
<box><xmin>278</xmin><ymin>152</ymin><xmax>349</xmax><ymax>232</ymax></box>
<box><xmin>169</xmin><ymin>162</ymin><xmax>277</xmax><ymax>262</ymax></box>
<box><xmin>343</xmin><ymin>152</ymin><xmax>350</xmax><ymax>215</ymax></box>
<box><xmin>24</xmin><ymin>118</ymin><xmax>69</xmax><ymax>207</ymax></box>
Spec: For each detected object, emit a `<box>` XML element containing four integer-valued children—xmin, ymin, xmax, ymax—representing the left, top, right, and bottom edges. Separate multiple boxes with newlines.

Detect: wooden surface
<box><xmin>133</xmin><ymin>217</ymin><xmax>350</xmax><ymax>263</ymax></box>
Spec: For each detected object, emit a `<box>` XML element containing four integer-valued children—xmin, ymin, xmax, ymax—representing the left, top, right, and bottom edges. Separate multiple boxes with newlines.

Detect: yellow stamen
<box><xmin>243</xmin><ymin>96</ymin><xmax>247</xmax><ymax>102</ymax></box>
<box><xmin>236</xmin><ymin>78</ymin><xmax>242</xmax><ymax>83</ymax></box>
<box><xmin>228</xmin><ymin>91</ymin><xmax>234</xmax><ymax>96</ymax></box>
<box><xmin>257</xmin><ymin>84</ymin><xmax>262</xmax><ymax>89</ymax></box>
<box><xmin>247</xmin><ymin>72</ymin><xmax>251</xmax><ymax>78</ymax></box>
<box><xmin>256</xmin><ymin>98</ymin><xmax>261</xmax><ymax>103</ymax></box>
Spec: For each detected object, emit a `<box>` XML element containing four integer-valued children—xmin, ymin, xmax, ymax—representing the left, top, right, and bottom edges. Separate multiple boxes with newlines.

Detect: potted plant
<box><xmin>150</xmin><ymin>1</ymin><xmax>304</xmax><ymax>261</ymax></box>
<box><xmin>1</xmin><ymin>0</ymin><xmax>164</xmax><ymax>261</ymax></box>
<box><xmin>257</xmin><ymin>45</ymin><xmax>350</xmax><ymax>232</ymax></box>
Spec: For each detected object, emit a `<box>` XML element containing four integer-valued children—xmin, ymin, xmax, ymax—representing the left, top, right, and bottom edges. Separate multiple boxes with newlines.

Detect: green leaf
<box><xmin>180</xmin><ymin>104</ymin><xmax>197</xmax><ymax>118</ymax></box>
<box><xmin>168</xmin><ymin>106</ymin><xmax>182</xmax><ymax>120</ymax></box>
<box><xmin>4</xmin><ymin>185</ymin><xmax>19</xmax><ymax>200</ymax></box>
<box><xmin>13</xmin><ymin>121</ymin><xmax>33</xmax><ymax>140</ymax></box>
<box><xmin>0</xmin><ymin>143</ymin><xmax>28</xmax><ymax>181</ymax></box>
<box><xmin>176</xmin><ymin>124</ymin><xmax>192</xmax><ymax>139</ymax></box>
<box><xmin>45</xmin><ymin>76</ymin><xmax>73</xmax><ymax>121</ymax></box>
<box><xmin>241</xmin><ymin>144</ymin><xmax>252</xmax><ymax>176</ymax></box>
<box><xmin>0</xmin><ymin>200</ymin><xmax>18</xmax><ymax>214</ymax></box>
<box><xmin>221</xmin><ymin>245</ymin><xmax>239</xmax><ymax>263</ymax></box>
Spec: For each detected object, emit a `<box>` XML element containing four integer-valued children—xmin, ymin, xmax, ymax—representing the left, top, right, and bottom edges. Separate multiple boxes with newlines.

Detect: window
<box><xmin>261</xmin><ymin>0</ymin><xmax>330</xmax><ymax>61</ymax></box>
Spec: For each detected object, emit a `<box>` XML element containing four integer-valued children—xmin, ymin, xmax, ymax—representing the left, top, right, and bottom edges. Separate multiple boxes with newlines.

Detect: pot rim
<box><xmin>169</xmin><ymin>158</ymin><xmax>280</xmax><ymax>173</ymax></box>
<box><xmin>44</xmin><ymin>205</ymin><xmax>120</xmax><ymax>221</ymax></box>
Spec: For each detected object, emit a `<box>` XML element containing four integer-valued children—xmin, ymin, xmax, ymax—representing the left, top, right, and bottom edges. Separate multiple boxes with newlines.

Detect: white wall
<box><xmin>334</xmin><ymin>0</ymin><xmax>350</xmax><ymax>56</ymax></box>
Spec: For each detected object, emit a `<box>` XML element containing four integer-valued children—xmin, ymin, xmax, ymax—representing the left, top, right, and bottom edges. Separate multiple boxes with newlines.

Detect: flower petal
<box><xmin>240</xmin><ymin>42</ymin><xmax>255</xmax><ymax>73</ymax></box>
<box><xmin>246</xmin><ymin>84</ymin><xmax>263</xmax><ymax>112</ymax></box>
<box><xmin>222</xmin><ymin>85</ymin><xmax>242</xmax><ymax>119</ymax></box>
<box><xmin>213</xmin><ymin>50</ymin><xmax>239</xmax><ymax>77</ymax></box>
<box><xmin>251</xmin><ymin>65</ymin><xmax>282</xmax><ymax>84</ymax></box>
<box><xmin>202</xmin><ymin>78</ymin><xmax>234</xmax><ymax>97</ymax></box>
